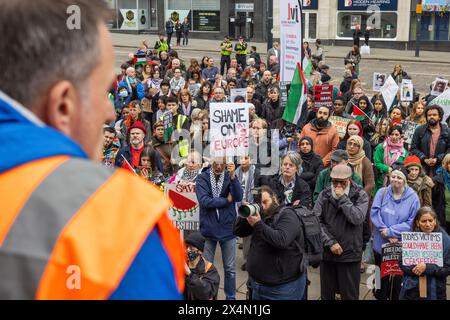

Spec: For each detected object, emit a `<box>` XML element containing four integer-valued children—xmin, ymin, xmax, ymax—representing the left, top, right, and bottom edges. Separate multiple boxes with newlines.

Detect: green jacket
<box><xmin>313</xmin><ymin>168</ymin><xmax>363</xmax><ymax>203</ymax></box>
<box><xmin>220</xmin><ymin>41</ymin><xmax>233</xmax><ymax>56</ymax></box>
<box><xmin>373</xmin><ymin>143</ymin><xmax>408</xmax><ymax>195</ymax></box>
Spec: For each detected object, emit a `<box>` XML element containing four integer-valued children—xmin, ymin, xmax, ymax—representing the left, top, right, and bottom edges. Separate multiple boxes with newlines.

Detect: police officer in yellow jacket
<box><xmin>0</xmin><ymin>0</ymin><xmax>185</xmax><ymax>300</ymax></box>
<box><xmin>220</xmin><ymin>35</ymin><xmax>233</xmax><ymax>75</ymax></box>
<box><xmin>234</xmin><ymin>36</ymin><xmax>248</xmax><ymax>70</ymax></box>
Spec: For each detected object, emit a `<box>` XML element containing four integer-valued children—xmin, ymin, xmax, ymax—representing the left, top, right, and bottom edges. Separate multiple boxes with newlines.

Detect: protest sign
<box><xmin>280</xmin><ymin>81</ymin><xmax>291</xmax><ymax>109</ymax></box>
<box><xmin>401</xmin><ymin>120</ymin><xmax>419</xmax><ymax>146</ymax></box>
<box><xmin>381</xmin><ymin>243</ymin><xmax>403</xmax><ymax>278</ymax></box>
<box><xmin>329</xmin><ymin>116</ymin><xmax>352</xmax><ymax>139</ymax></box>
<box><xmin>166</xmin><ymin>182</ymin><xmax>199</xmax><ymax>231</ymax></box>
<box><xmin>162</xmin><ymin>111</ymin><xmax>173</xmax><ymax>143</ymax></box>
<box><xmin>373</xmin><ymin>73</ymin><xmax>387</xmax><ymax>92</ymax></box>
<box><xmin>380</xmin><ymin>75</ymin><xmax>399</xmax><ymax>109</ymax></box>
<box><xmin>402</xmin><ymin>232</ymin><xmax>444</xmax><ymax>267</ymax></box>
<box><xmin>210</xmin><ymin>103</ymin><xmax>250</xmax><ymax>157</ymax></box>
<box><xmin>280</xmin><ymin>0</ymin><xmax>303</xmax><ymax>82</ymax></box>
<box><xmin>314</xmin><ymin>84</ymin><xmax>334</xmax><ymax>109</ymax></box>
<box><xmin>400</xmin><ymin>79</ymin><xmax>414</xmax><ymax>102</ymax></box>
<box><xmin>230</xmin><ymin>88</ymin><xmax>248</xmax><ymax>103</ymax></box>
<box><xmin>430</xmin><ymin>88</ymin><xmax>450</xmax><ymax>123</ymax></box>
<box><xmin>431</xmin><ymin>78</ymin><xmax>448</xmax><ymax>97</ymax></box>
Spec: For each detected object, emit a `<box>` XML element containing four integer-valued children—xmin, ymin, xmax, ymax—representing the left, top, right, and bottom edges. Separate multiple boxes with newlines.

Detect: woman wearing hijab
<box><xmin>373</xmin><ymin>125</ymin><xmax>408</xmax><ymax>195</ymax></box>
<box><xmin>299</xmin><ymin>137</ymin><xmax>324</xmax><ymax>194</ymax></box>
<box><xmin>347</xmin><ymin>135</ymin><xmax>375</xmax><ymax>197</ymax></box>
<box><xmin>337</xmin><ymin>120</ymin><xmax>372</xmax><ymax>161</ymax></box>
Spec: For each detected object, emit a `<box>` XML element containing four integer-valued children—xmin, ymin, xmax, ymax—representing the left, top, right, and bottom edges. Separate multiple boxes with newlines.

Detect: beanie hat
<box><xmin>130</xmin><ymin>121</ymin><xmax>147</xmax><ymax>135</ymax></box>
<box><xmin>185</xmin><ymin>232</ymin><xmax>205</xmax><ymax>252</ymax></box>
<box><xmin>404</xmin><ymin>155</ymin><xmax>422</xmax><ymax>170</ymax></box>
<box><xmin>391</xmin><ymin>169</ymin><xmax>407</xmax><ymax>185</ymax></box>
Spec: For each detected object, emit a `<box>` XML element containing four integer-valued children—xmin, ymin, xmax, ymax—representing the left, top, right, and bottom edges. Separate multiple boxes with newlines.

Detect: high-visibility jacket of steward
<box><xmin>160</xmin><ymin>113</ymin><xmax>189</xmax><ymax>158</ymax></box>
<box><xmin>220</xmin><ymin>42</ymin><xmax>233</xmax><ymax>56</ymax></box>
<box><xmin>235</xmin><ymin>42</ymin><xmax>248</xmax><ymax>56</ymax></box>
<box><xmin>0</xmin><ymin>91</ymin><xmax>185</xmax><ymax>300</ymax></box>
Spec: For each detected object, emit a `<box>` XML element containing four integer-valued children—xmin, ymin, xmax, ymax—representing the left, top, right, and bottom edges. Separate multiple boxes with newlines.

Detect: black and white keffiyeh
<box><xmin>210</xmin><ymin>169</ymin><xmax>225</xmax><ymax>198</ymax></box>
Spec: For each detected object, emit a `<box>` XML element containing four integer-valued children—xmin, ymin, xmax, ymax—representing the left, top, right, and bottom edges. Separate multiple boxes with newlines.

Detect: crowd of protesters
<box><xmin>103</xmin><ymin>34</ymin><xmax>450</xmax><ymax>301</ymax></box>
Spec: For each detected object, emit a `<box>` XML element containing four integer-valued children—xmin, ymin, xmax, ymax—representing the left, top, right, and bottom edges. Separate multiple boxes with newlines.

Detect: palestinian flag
<box><xmin>352</xmin><ymin>105</ymin><xmax>367</xmax><ymax>121</ymax></box>
<box><xmin>302</xmin><ymin>56</ymin><xmax>313</xmax><ymax>79</ymax></box>
<box><xmin>282</xmin><ymin>63</ymin><xmax>307</xmax><ymax>125</ymax></box>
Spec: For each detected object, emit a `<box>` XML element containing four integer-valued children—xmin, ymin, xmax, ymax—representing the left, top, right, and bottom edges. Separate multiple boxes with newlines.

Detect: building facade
<box><xmin>107</xmin><ymin>0</ymin><xmax>449</xmax><ymax>50</ymax></box>
<box><xmin>272</xmin><ymin>0</ymin><xmax>449</xmax><ymax>51</ymax></box>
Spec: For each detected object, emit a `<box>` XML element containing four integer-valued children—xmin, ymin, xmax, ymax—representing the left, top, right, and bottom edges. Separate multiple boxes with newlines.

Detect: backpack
<box><xmin>283</xmin><ymin>205</ymin><xmax>323</xmax><ymax>269</ymax></box>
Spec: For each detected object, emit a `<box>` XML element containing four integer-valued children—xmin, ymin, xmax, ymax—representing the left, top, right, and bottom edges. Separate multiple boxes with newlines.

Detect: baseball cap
<box><xmin>331</xmin><ymin>150</ymin><xmax>349</xmax><ymax>162</ymax></box>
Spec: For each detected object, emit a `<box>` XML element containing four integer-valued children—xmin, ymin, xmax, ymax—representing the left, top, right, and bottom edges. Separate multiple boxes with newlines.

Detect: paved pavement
<box><xmin>111</xmin><ymin>32</ymin><xmax>450</xmax><ymax>64</ymax></box>
<box><xmin>112</xmin><ymin>32</ymin><xmax>450</xmax><ymax>95</ymax></box>
<box><xmin>211</xmin><ymin>241</ymin><xmax>450</xmax><ymax>300</ymax></box>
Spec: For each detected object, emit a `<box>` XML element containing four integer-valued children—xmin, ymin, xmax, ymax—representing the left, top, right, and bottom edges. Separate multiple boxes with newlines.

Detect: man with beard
<box><xmin>411</xmin><ymin>105</ymin><xmax>450</xmax><ymax>176</ymax></box>
<box><xmin>299</xmin><ymin>106</ymin><xmax>340</xmax><ymax>167</ymax></box>
<box><xmin>313</xmin><ymin>165</ymin><xmax>368</xmax><ymax>300</ymax></box>
<box><xmin>233</xmin><ymin>185</ymin><xmax>307</xmax><ymax>300</ymax></box>
<box><xmin>256</xmin><ymin>71</ymin><xmax>274</xmax><ymax>101</ymax></box>
<box><xmin>102</xmin><ymin>126</ymin><xmax>120</xmax><ymax>167</ymax></box>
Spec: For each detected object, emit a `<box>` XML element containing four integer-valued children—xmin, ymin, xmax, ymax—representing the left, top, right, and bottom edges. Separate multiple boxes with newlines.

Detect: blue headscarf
<box><xmin>437</xmin><ymin>165</ymin><xmax>450</xmax><ymax>191</ymax></box>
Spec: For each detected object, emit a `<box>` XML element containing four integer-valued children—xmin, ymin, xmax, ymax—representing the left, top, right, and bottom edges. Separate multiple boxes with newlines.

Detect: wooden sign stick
<box><xmin>419</xmin><ymin>275</ymin><xmax>427</xmax><ymax>298</ymax></box>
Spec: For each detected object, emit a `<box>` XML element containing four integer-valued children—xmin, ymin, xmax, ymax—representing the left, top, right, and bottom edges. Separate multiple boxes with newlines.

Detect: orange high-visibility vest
<box><xmin>0</xmin><ymin>156</ymin><xmax>185</xmax><ymax>299</ymax></box>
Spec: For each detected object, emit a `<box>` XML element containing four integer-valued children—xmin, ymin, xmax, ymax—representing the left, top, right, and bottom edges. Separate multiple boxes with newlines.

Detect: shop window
<box><xmin>166</xmin><ymin>0</ymin><xmax>220</xmax><ymax>32</ymax></box>
<box><xmin>337</xmin><ymin>12</ymin><xmax>398</xmax><ymax>39</ymax></box>
<box><xmin>309</xmin><ymin>13</ymin><xmax>317</xmax><ymax>39</ymax></box>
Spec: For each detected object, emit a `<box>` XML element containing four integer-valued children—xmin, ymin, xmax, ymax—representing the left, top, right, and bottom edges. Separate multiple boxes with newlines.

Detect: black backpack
<box><xmin>283</xmin><ymin>206</ymin><xmax>323</xmax><ymax>269</ymax></box>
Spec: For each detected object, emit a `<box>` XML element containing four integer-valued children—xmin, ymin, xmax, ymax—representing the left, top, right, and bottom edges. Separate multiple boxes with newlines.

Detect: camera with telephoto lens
<box><xmin>238</xmin><ymin>188</ymin><xmax>262</xmax><ymax>218</ymax></box>
<box><xmin>282</xmin><ymin>124</ymin><xmax>297</xmax><ymax>139</ymax></box>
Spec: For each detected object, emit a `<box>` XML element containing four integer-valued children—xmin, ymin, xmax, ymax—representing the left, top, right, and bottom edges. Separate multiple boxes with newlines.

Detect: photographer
<box><xmin>234</xmin><ymin>186</ymin><xmax>307</xmax><ymax>300</ymax></box>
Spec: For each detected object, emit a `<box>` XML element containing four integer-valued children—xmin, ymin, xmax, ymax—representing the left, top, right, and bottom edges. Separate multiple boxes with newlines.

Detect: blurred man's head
<box><xmin>0</xmin><ymin>0</ymin><xmax>115</xmax><ymax>161</ymax></box>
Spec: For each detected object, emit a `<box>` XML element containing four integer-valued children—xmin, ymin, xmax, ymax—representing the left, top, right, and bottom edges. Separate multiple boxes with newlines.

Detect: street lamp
<box><xmin>415</xmin><ymin>0</ymin><xmax>422</xmax><ymax>57</ymax></box>
<box><xmin>267</xmin><ymin>0</ymin><xmax>273</xmax><ymax>52</ymax></box>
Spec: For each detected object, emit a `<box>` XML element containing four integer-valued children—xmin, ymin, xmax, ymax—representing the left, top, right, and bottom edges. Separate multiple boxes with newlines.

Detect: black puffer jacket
<box><xmin>184</xmin><ymin>257</ymin><xmax>220</xmax><ymax>300</ymax></box>
<box><xmin>261</xmin><ymin>99</ymin><xmax>285</xmax><ymax>128</ymax></box>
<box><xmin>260</xmin><ymin>174</ymin><xmax>312</xmax><ymax>209</ymax></box>
<box><xmin>234</xmin><ymin>206</ymin><xmax>305</xmax><ymax>286</ymax></box>
<box><xmin>313</xmin><ymin>182</ymin><xmax>369</xmax><ymax>262</ymax></box>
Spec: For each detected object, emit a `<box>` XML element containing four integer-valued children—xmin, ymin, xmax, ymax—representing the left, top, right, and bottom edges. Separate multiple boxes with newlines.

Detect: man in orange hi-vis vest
<box><xmin>0</xmin><ymin>0</ymin><xmax>184</xmax><ymax>299</ymax></box>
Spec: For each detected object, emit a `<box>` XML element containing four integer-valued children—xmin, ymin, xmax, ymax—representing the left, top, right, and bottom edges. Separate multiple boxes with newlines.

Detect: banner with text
<box><xmin>431</xmin><ymin>89</ymin><xmax>450</xmax><ymax>124</ymax></box>
<box><xmin>329</xmin><ymin>116</ymin><xmax>352</xmax><ymax>139</ymax></box>
<box><xmin>314</xmin><ymin>84</ymin><xmax>334</xmax><ymax>109</ymax></box>
<box><xmin>280</xmin><ymin>0</ymin><xmax>303</xmax><ymax>82</ymax></box>
<box><xmin>166</xmin><ymin>183</ymin><xmax>200</xmax><ymax>231</ymax></box>
<box><xmin>381</xmin><ymin>242</ymin><xmax>403</xmax><ymax>278</ymax></box>
<box><xmin>402</xmin><ymin>232</ymin><xmax>444</xmax><ymax>267</ymax></box>
<box><xmin>210</xmin><ymin>103</ymin><xmax>250</xmax><ymax>157</ymax></box>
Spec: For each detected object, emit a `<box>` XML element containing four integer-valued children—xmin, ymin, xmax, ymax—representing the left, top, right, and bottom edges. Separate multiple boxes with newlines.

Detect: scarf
<box><xmin>437</xmin><ymin>166</ymin><xmax>450</xmax><ymax>191</ymax></box>
<box><xmin>299</xmin><ymin>137</ymin><xmax>314</xmax><ymax>165</ymax></box>
<box><xmin>280</xmin><ymin>175</ymin><xmax>296</xmax><ymax>204</ymax></box>
<box><xmin>347</xmin><ymin>135</ymin><xmax>366</xmax><ymax>178</ymax></box>
<box><xmin>181</xmin><ymin>167</ymin><xmax>200</xmax><ymax>182</ymax></box>
<box><xmin>383</xmin><ymin>137</ymin><xmax>405</xmax><ymax>166</ymax></box>
<box><xmin>210</xmin><ymin>168</ymin><xmax>225</xmax><ymax>198</ymax></box>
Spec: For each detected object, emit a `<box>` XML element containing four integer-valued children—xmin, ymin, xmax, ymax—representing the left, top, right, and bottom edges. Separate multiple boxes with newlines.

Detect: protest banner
<box><xmin>210</xmin><ymin>103</ymin><xmax>250</xmax><ymax>157</ymax></box>
<box><xmin>381</xmin><ymin>243</ymin><xmax>403</xmax><ymax>278</ymax></box>
<box><xmin>400</xmin><ymin>79</ymin><xmax>414</xmax><ymax>102</ymax></box>
<box><xmin>329</xmin><ymin>116</ymin><xmax>352</xmax><ymax>139</ymax></box>
<box><xmin>230</xmin><ymin>88</ymin><xmax>248</xmax><ymax>103</ymax></box>
<box><xmin>314</xmin><ymin>84</ymin><xmax>334</xmax><ymax>109</ymax></box>
<box><xmin>431</xmin><ymin>78</ymin><xmax>448</xmax><ymax>97</ymax></box>
<box><xmin>166</xmin><ymin>182</ymin><xmax>199</xmax><ymax>231</ymax></box>
<box><xmin>401</xmin><ymin>120</ymin><xmax>419</xmax><ymax>146</ymax></box>
<box><xmin>280</xmin><ymin>81</ymin><xmax>291</xmax><ymax>109</ymax></box>
<box><xmin>280</xmin><ymin>0</ymin><xmax>303</xmax><ymax>82</ymax></box>
<box><xmin>380</xmin><ymin>75</ymin><xmax>399</xmax><ymax>109</ymax></box>
<box><xmin>401</xmin><ymin>232</ymin><xmax>444</xmax><ymax>267</ymax></box>
<box><xmin>162</xmin><ymin>110</ymin><xmax>173</xmax><ymax>143</ymax></box>
<box><xmin>430</xmin><ymin>88</ymin><xmax>450</xmax><ymax>123</ymax></box>
<box><xmin>373</xmin><ymin>72</ymin><xmax>387</xmax><ymax>92</ymax></box>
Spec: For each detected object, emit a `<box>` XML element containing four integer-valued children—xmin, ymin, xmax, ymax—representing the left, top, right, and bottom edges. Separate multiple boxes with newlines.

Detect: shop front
<box><xmin>109</xmin><ymin>0</ymin><xmax>159</xmax><ymax>32</ymax></box>
<box><xmin>410</xmin><ymin>0</ymin><xmax>450</xmax><ymax>50</ymax></box>
<box><xmin>335</xmin><ymin>0</ymin><xmax>399</xmax><ymax>41</ymax></box>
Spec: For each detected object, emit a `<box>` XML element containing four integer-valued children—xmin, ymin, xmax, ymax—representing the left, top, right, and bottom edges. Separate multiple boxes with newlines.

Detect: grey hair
<box><xmin>0</xmin><ymin>0</ymin><xmax>111</xmax><ymax>108</ymax></box>
<box><xmin>281</xmin><ymin>151</ymin><xmax>303</xmax><ymax>175</ymax></box>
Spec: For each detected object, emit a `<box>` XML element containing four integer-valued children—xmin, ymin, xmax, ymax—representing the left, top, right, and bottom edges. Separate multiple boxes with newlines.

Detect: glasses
<box><xmin>332</xmin><ymin>180</ymin><xmax>347</xmax><ymax>186</ymax></box>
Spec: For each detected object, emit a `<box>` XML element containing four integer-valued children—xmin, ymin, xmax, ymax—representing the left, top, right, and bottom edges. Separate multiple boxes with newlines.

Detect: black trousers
<box><xmin>320</xmin><ymin>260</ymin><xmax>361</xmax><ymax>300</ymax></box>
<box><xmin>167</xmin><ymin>32</ymin><xmax>173</xmax><ymax>46</ymax></box>
<box><xmin>176</xmin><ymin>31</ymin><xmax>182</xmax><ymax>46</ymax></box>
<box><xmin>373</xmin><ymin>251</ymin><xmax>402</xmax><ymax>300</ymax></box>
<box><xmin>236</xmin><ymin>54</ymin><xmax>247</xmax><ymax>70</ymax></box>
<box><xmin>220</xmin><ymin>55</ymin><xmax>231</xmax><ymax>75</ymax></box>
<box><xmin>182</xmin><ymin>32</ymin><xmax>189</xmax><ymax>45</ymax></box>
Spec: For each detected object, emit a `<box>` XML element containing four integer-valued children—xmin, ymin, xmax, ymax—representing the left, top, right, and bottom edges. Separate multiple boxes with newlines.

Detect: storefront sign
<box><xmin>193</xmin><ymin>11</ymin><xmax>220</xmax><ymax>32</ymax></box>
<box><xmin>338</xmin><ymin>0</ymin><xmax>398</xmax><ymax>11</ymax></box>
<box><xmin>236</xmin><ymin>3</ymin><xmax>254</xmax><ymax>12</ymax></box>
<box><xmin>301</xmin><ymin>0</ymin><xmax>319</xmax><ymax>10</ymax></box>
<box><xmin>119</xmin><ymin>9</ymin><xmax>138</xmax><ymax>30</ymax></box>
<box><xmin>280</xmin><ymin>0</ymin><xmax>303</xmax><ymax>82</ymax></box>
<box><xmin>422</xmin><ymin>0</ymin><xmax>450</xmax><ymax>12</ymax></box>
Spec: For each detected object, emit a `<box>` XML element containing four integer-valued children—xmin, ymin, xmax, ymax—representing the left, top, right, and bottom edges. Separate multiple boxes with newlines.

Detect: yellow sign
<box><xmin>416</xmin><ymin>4</ymin><xmax>422</xmax><ymax>14</ymax></box>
